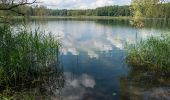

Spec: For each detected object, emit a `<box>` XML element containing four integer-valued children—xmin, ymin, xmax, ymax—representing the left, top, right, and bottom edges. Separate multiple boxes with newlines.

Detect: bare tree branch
<box><xmin>0</xmin><ymin>0</ymin><xmax>37</xmax><ymax>11</ymax></box>
<box><xmin>0</xmin><ymin>0</ymin><xmax>39</xmax><ymax>24</ymax></box>
<box><xmin>10</xmin><ymin>9</ymin><xmax>25</xmax><ymax>16</ymax></box>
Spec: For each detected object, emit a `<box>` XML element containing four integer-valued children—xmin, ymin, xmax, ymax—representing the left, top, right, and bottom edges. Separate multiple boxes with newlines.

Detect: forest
<box><xmin>1</xmin><ymin>2</ymin><xmax>170</xmax><ymax>18</ymax></box>
<box><xmin>47</xmin><ymin>5</ymin><xmax>131</xmax><ymax>16</ymax></box>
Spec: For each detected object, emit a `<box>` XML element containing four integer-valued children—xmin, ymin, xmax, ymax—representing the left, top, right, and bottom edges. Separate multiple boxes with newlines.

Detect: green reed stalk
<box><xmin>126</xmin><ymin>34</ymin><xmax>170</xmax><ymax>73</ymax></box>
<box><xmin>0</xmin><ymin>25</ymin><xmax>60</xmax><ymax>88</ymax></box>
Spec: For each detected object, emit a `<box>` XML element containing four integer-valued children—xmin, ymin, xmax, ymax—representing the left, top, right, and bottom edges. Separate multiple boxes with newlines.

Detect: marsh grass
<box><xmin>126</xmin><ymin>34</ymin><xmax>170</xmax><ymax>73</ymax></box>
<box><xmin>0</xmin><ymin>25</ymin><xmax>60</xmax><ymax>89</ymax></box>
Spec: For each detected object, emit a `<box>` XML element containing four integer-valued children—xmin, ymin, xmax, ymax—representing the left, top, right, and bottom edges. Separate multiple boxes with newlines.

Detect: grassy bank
<box><xmin>126</xmin><ymin>34</ymin><xmax>170</xmax><ymax>73</ymax></box>
<box><xmin>0</xmin><ymin>25</ymin><xmax>60</xmax><ymax>90</ymax></box>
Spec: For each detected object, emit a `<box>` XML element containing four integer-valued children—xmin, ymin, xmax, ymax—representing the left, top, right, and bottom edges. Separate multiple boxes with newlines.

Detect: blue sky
<box><xmin>39</xmin><ymin>0</ymin><xmax>131</xmax><ymax>9</ymax></box>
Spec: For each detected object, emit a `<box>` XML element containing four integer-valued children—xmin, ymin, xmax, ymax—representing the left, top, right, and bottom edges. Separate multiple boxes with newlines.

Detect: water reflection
<box><xmin>50</xmin><ymin>72</ymin><xmax>96</xmax><ymax>100</ymax></box>
<box><xmin>120</xmin><ymin>67</ymin><xmax>170</xmax><ymax>100</ymax></box>
<box><xmin>27</xmin><ymin>19</ymin><xmax>170</xmax><ymax>100</ymax></box>
<box><xmin>58</xmin><ymin>26</ymin><xmax>137</xmax><ymax>58</ymax></box>
<box><xmin>27</xmin><ymin>19</ymin><xmax>170</xmax><ymax>59</ymax></box>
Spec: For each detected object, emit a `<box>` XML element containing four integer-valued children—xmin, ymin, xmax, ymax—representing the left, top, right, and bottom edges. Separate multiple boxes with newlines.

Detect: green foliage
<box><xmin>46</xmin><ymin>6</ymin><xmax>131</xmax><ymax>17</ymax></box>
<box><xmin>126</xmin><ymin>34</ymin><xmax>170</xmax><ymax>73</ymax></box>
<box><xmin>0</xmin><ymin>25</ymin><xmax>60</xmax><ymax>88</ymax></box>
<box><xmin>130</xmin><ymin>0</ymin><xmax>170</xmax><ymax>28</ymax></box>
<box><xmin>131</xmin><ymin>0</ymin><xmax>161</xmax><ymax>17</ymax></box>
<box><xmin>129</xmin><ymin>1</ymin><xmax>170</xmax><ymax>72</ymax></box>
<box><xmin>14</xmin><ymin>2</ymin><xmax>170</xmax><ymax>18</ymax></box>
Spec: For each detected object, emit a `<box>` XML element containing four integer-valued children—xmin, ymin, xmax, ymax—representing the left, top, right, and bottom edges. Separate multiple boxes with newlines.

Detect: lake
<box><xmin>27</xmin><ymin>19</ymin><xmax>170</xmax><ymax>100</ymax></box>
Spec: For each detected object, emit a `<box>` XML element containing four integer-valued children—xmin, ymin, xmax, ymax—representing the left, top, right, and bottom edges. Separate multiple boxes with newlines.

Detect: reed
<box><xmin>126</xmin><ymin>34</ymin><xmax>170</xmax><ymax>73</ymax></box>
<box><xmin>0</xmin><ymin>25</ymin><xmax>60</xmax><ymax>88</ymax></box>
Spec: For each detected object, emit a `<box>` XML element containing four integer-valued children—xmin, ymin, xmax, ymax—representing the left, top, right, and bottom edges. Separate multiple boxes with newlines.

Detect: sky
<box><xmin>38</xmin><ymin>0</ymin><xmax>131</xmax><ymax>9</ymax></box>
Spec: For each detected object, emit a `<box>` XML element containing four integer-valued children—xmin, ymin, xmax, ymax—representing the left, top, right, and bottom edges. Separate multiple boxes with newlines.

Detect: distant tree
<box><xmin>131</xmin><ymin>0</ymin><xmax>169</xmax><ymax>28</ymax></box>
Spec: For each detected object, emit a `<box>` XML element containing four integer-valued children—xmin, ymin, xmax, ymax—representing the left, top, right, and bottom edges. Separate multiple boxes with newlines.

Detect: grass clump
<box><xmin>0</xmin><ymin>25</ymin><xmax>60</xmax><ymax>89</ymax></box>
<box><xmin>126</xmin><ymin>34</ymin><xmax>170</xmax><ymax>73</ymax></box>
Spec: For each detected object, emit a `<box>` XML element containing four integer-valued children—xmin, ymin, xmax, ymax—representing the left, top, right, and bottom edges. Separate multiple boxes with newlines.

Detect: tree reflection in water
<box><xmin>22</xmin><ymin>61</ymin><xmax>65</xmax><ymax>99</ymax></box>
<box><xmin>120</xmin><ymin>67</ymin><xmax>170</xmax><ymax>100</ymax></box>
<box><xmin>39</xmin><ymin>61</ymin><xmax>65</xmax><ymax>100</ymax></box>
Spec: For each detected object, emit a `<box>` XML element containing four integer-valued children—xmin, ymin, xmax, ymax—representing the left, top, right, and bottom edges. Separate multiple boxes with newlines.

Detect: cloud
<box><xmin>106</xmin><ymin>35</ymin><xmax>124</xmax><ymax>50</ymax></box>
<box><xmin>88</xmin><ymin>51</ymin><xmax>99</xmax><ymax>59</ymax></box>
<box><xmin>34</xmin><ymin>20</ymin><xmax>139</xmax><ymax>59</ymax></box>
<box><xmin>64</xmin><ymin>72</ymin><xmax>96</xmax><ymax>88</ymax></box>
<box><xmin>48</xmin><ymin>72</ymin><xmax>96</xmax><ymax>100</ymax></box>
<box><xmin>39</xmin><ymin>0</ymin><xmax>131</xmax><ymax>9</ymax></box>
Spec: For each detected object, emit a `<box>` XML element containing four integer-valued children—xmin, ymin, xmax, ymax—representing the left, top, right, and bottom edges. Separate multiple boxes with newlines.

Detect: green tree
<box><xmin>131</xmin><ymin>0</ymin><xmax>166</xmax><ymax>28</ymax></box>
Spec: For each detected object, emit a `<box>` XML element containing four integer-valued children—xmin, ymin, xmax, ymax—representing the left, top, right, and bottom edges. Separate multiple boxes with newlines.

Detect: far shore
<box><xmin>3</xmin><ymin>16</ymin><xmax>170</xmax><ymax>21</ymax></box>
<box><xmin>13</xmin><ymin>16</ymin><xmax>132</xmax><ymax>20</ymax></box>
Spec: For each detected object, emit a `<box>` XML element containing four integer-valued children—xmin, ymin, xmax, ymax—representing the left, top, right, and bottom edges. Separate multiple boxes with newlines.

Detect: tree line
<box><xmin>47</xmin><ymin>5</ymin><xmax>131</xmax><ymax>16</ymax></box>
<box><xmin>1</xmin><ymin>2</ymin><xmax>170</xmax><ymax>18</ymax></box>
<box><xmin>0</xmin><ymin>5</ymin><xmax>131</xmax><ymax>17</ymax></box>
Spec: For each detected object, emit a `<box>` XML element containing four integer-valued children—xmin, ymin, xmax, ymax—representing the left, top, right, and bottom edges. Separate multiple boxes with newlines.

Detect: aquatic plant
<box><xmin>0</xmin><ymin>25</ymin><xmax>60</xmax><ymax>88</ymax></box>
<box><xmin>126</xmin><ymin>34</ymin><xmax>170</xmax><ymax>73</ymax></box>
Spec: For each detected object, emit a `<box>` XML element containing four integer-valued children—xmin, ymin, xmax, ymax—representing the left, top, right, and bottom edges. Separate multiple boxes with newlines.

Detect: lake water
<box><xmin>28</xmin><ymin>19</ymin><xmax>170</xmax><ymax>100</ymax></box>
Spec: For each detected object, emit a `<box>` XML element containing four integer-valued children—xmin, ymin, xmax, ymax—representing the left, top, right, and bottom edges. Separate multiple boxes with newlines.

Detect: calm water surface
<box><xmin>29</xmin><ymin>19</ymin><xmax>170</xmax><ymax>100</ymax></box>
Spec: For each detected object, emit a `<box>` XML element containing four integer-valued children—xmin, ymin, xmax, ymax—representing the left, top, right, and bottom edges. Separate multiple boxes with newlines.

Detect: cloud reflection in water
<box><xmin>59</xmin><ymin>30</ymin><xmax>130</xmax><ymax>58</ymax></box>
<box><xmin>31</xmin><ymin>21</ymin><xmax>159</xmax><ymax>59</ymax></box>
<box><xmin>51</xmin><ymin>72</ymin><xmax>96</xmax><ymax>100</ymax></box>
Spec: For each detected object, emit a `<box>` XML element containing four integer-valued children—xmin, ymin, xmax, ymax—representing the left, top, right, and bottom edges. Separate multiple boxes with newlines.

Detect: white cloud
<box><xmin>34</xmin><ymin>20</ymin><xmax>141</xmax><ymax>59</ymax></box>
<box><xmin>88</xmin><ymin>51</ymin><xmax>99</xmax><ymax>59</ymax></box>
<box><xmin>107</xmin><ymin>35</ymin><xmax>124</xmax><ymax>50</ymax></box>
<box><xmin>50</xmin><ymin>72</ymin><xmax>96</xmax><ymax>100</ymax></box>
<box><xmin>68</xmin><ymin>48</ymin><xmax>79</xmax><ymax>55</ymax></box>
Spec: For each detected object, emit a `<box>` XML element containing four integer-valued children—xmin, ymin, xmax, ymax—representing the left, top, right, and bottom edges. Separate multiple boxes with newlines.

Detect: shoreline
<box><xmin>13</xmin><ymin>16</ymin><xmax>132</xmax><ymax>20</ymax></box>
<box><xmin>11</xmin><ymin>16</ymin><xmax>170</xmax><ymax>21</ymax></box>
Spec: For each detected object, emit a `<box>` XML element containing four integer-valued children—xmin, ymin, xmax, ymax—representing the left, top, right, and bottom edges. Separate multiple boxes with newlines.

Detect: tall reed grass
<box><xmin>0</xmin><ymin>25</ymin><xmax>60</xmax><ymax>88</ymax></box>
<box><xmin>126</xmin><ymin>34</ymin><xmax>170</xmax><ymax>73</ymax></box>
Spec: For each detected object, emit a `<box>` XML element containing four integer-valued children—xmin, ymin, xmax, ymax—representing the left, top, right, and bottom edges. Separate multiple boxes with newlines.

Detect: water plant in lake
<box><xmin>0</xmin><ymin>25</ymin><xmax>61</xmax><ymax>89</ymax></box>
<box><xmin>126</xmin><ymin>34</ymin><xmax>170</xmax><ymax>73</ymax></box>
